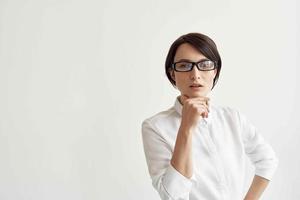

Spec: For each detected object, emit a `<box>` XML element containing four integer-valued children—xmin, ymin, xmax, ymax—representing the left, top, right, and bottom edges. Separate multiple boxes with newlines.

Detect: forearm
<box><xmin>244</xmin><ymin>175</ymin><xmax>270</xmax><ymax>200</ymax></box>
<box><xmin>170</xmin><ymin>126</ymin><xmax>193</xmax><ymax>178</ymax></box>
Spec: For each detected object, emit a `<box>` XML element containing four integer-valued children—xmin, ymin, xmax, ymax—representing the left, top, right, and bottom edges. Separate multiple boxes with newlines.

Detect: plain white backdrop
<box><xmin>0</xmin><ymin>0</ymin><xmax>299</xmax><ymax>199</ymax></box>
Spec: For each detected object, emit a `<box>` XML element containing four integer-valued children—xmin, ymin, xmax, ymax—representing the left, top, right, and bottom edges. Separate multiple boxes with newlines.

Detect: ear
<box><xmin>170</xmin><ymin>69</ymin><xmax>176</xmax><ymax>81</ymax></box>
<box><xmin>213</xmin><ymin>68</ymin><xmax>217</xmax><ymax>78</ymax></box>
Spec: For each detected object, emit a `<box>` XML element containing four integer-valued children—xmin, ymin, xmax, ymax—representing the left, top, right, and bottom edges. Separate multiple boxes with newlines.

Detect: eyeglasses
<box><xmin>172</xmin><ymin>60</ymin><xmax>217</xmax><ymax>72</ymax></box>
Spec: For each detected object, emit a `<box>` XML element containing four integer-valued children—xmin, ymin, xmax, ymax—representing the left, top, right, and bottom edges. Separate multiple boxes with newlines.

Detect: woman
<box><xmin>141</xmin><ymin>33</ymin><xmax>278</xmax><ymax>200</ymax></box>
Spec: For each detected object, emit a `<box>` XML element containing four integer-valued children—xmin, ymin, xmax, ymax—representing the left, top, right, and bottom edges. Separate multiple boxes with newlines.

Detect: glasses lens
<box><xmin>198</xmin><ymin>60</ymin><xmax>215</xmax><ymax>70</ymax></box>
<box><xmin>174</xmin><ymin>62</ymin><xmax>193</xmax><ymax>71</ymax></box>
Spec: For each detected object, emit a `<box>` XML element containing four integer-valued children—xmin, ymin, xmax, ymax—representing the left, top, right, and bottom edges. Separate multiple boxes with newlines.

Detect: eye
<box><xmin>175</xmin><ymin>62</ymin><xmax>192</xmax><ymax>71</ymax></box>
<box><xmin>199</xmin><ymin>60</ymin><xmax>215</xmax><ymax>70</ymax></box>
<box><xmin>178</xmin><ymin>63</ymin><xmax>189</xmax><ymax>68</ymax></box>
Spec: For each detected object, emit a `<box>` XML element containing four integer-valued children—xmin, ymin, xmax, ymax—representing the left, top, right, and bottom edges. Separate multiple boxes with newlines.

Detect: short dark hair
<box><xmin>165</xmin><ymin>32</ymin><xmax>222</xmax><ymax>90</ymax></box>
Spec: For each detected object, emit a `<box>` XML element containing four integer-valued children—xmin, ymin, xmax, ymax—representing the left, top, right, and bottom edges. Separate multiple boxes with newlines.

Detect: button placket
<box><xmin>200</xmin><ymin>123</ymin><xmax>227</xmax><ymax>188</ymax></box>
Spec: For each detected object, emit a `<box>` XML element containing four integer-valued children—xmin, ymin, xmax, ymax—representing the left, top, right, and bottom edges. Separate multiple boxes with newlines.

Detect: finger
<box><xmin>201</xmin><ymin>110</ymin><xmax>209</xmax><ymax>118</ymax></box>
<box><xmin>201</xmin><ymin>107</ymin><xmax>209</xmax><ymax>118</ymax></box>
<box><xmin>182</xmin><ymin>96</ymin><xmax>210</xmax><ymax>112</ymax></box>
<box><xmin>206</xmin><ymin>100</ymin><xmax>210</xmax><ymax>110</ymax></box>
<box><xmin>195</xmin><ymin>104</ymin><xmax>209</xmax><ymax>115</ymax></box>
<box><xmin>188</xmin><ymin>100</ymin><xmax>209</xmax><ymax>109</ymax></box>
<box><xmin>189</xmin><ymin>99</ymin><xmax>210</xmax><ymax>109</ymax></box>
<box><xmin>188</xmin><ymin>96</ymin><xmax>210</xmax><ymax>103</ymax></box>
<box><xmin>192</xmin><ymin>98</ymin><xmax>210</xmax><ymax>104</ymax></box>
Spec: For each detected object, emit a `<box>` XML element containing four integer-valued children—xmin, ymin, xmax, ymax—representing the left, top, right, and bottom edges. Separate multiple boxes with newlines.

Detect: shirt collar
<box><xmin>174</xmin><ymin>95</ymin><xmax>212</xmax><ymax>125</ymax></box>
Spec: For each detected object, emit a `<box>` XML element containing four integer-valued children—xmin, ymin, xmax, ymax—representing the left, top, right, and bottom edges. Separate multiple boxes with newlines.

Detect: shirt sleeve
<box><xmin>237</xmin><ymin>111</ymin><xmax>279</xmax><ymax>180</ymax></box>
<box><xmin>141</xmin><ymin>119</ymin><xmax>196</xmax><ymax>200</ymax></box>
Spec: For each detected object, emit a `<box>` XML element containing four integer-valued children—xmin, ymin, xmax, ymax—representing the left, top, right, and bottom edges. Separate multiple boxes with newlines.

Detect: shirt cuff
<box><xmin>255</xmin><ymin>157</ymin><xmax>279</xmax><ymax>181</ymax></box>
<box><xmin>162</xmin><ymin>164</ymin><xmax>196</xmax><ymax>199</ymax></box>
<box><xmin>255</xmin><ymin>166</ymin><xmax>278</xmax><ymax>181</ymax></box>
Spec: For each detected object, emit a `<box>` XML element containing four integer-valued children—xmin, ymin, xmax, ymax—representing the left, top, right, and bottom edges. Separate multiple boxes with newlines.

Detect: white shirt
<box><xmin>141</xmin><ymin>96</ymin><xmax>278</xmax><ymax>200</ymax></box>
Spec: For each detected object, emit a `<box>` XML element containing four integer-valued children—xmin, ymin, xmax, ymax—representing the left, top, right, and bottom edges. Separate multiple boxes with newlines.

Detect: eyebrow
<box><xmin>175</xmin><ymin>58</ymin><xmax>209</xmax><ymax>63</ymax></box>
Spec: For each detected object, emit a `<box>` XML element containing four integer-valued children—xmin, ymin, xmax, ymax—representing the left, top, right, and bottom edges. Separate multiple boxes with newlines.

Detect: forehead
<box><xmin>174</xmin><ymin>43</ymin><xmax>207</xmax><ymax>62</ymax></box>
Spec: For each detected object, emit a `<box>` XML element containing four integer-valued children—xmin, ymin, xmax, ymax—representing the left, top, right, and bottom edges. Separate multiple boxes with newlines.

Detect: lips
<box><xmin>190</xmin><ymin>83</ymin><xmax>203</xmax><ymax>87</ymax></box>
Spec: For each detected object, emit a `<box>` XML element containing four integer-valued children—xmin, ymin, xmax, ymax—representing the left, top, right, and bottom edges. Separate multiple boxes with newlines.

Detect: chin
<box><xmin>193</xmin><ymin>93</ymin><xmax>207</xmax><ymax>97</ymax></box>
<box><xmin>188</xmin><ymin>92</ymin><xmax>208</xmax><ymax>98</ymax></box>
<box><xmin>180</xmin><ymin>88</ymin><xmax>209</xmax><ymax>98</ymax></box>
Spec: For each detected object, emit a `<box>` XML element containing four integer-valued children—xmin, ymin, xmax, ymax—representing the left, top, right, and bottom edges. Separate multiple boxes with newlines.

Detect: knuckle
<box><xmin>191</xmin><ymin>104</ymin><xmax>198</xmax><ymax>109</ymax></box>
<box><xmin>196</xmin><ymin>107</ymin><xmax>203</xmax><ymax>113</ymax></box>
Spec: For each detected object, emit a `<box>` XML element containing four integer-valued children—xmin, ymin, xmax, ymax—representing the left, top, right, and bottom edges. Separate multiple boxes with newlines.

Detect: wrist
<box><xmin>179</xmin><ymin>125</ymin><xmax>194</xmax><ymax>136</ymax></box>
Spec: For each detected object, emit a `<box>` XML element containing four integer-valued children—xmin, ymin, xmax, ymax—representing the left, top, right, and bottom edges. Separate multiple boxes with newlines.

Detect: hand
<box><xmin>180</xmin><ymin>95</ymin><xmax>210</xmax><ymax>131</ymax></box>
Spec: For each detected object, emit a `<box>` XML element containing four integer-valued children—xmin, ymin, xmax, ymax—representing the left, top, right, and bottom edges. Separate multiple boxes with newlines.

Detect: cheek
<box><xmin>208</xmin><ymin>76</ymin><xmax>215</xmax><ymax>83</ymax></box>
<box><xmin>174</xmin><ymin>73</ymin><xmax>186</xmax><ymax>83</ymax></box>
<box><xmin>208</xmin><ymin>71</ymin><xmax>216</xmax><ymax>81</ymax></box>
<box><xmin>174</xmin><ymin>75</ymin><xmax>189</xmax><ymax>91</ymax></box>
<box><xmin>203</xmin><ymin>73</ymin><xmax>215</xmax><ymax>85</ymax></box>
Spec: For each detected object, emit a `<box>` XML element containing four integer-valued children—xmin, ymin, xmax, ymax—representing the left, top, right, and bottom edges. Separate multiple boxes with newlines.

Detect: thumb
<box><xmin>181</xmin><ymin>95</ymin><xmax>189</xmax><ymax>104</ymax></box>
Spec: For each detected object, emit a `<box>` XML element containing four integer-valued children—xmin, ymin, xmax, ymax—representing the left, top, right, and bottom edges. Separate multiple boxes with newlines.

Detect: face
<box><xmin>170</xmin><ymin>43</ymin><xmax>217</xmax><ymax>98</ymax></box>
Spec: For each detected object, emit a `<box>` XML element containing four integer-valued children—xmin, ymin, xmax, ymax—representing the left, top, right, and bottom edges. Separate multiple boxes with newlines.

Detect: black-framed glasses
<box><xmin>172</xmin><ymin>60</ymin><xmax>217</xmax><ymax>72</ymax></box>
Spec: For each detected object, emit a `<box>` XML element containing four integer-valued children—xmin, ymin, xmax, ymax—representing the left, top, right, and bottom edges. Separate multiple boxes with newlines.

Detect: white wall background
<box><xmin>0</xmin><ymin>0</ymin><xmax>299</xmax><ymax>199</ymax></box>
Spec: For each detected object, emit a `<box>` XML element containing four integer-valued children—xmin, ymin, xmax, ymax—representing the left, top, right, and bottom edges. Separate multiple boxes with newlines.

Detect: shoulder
<box><xmin>142</xmin><ymin>106</ymin><xmax>178</xmax><ymax>128</ymax></box>
<box><xmin>211</xmin><ymin>103</ymin><xmax>252</xmax><ymax>128</ymax></box>
<box><xmin>141</xmin><ymin>106</ymin><xmax>179</xmax><ymax>142</ymax></box>
<box><xmin>210</xmin><ymin>103</ymin><xmax>241</xmax><ymax>118</ymax></box>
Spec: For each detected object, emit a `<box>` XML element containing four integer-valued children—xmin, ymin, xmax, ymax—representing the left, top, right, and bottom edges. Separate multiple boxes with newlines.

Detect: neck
<box><xmin>178</xmin><ymin>96</ymin><xmax>183</xmax><ymax>105</ymax></box>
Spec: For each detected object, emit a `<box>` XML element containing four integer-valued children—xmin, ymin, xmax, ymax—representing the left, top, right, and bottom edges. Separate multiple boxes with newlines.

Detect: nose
<box><xmin>189</xmin><ymin>64</ymin><xmax>201</xmax><ymax>80</ymax></box>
